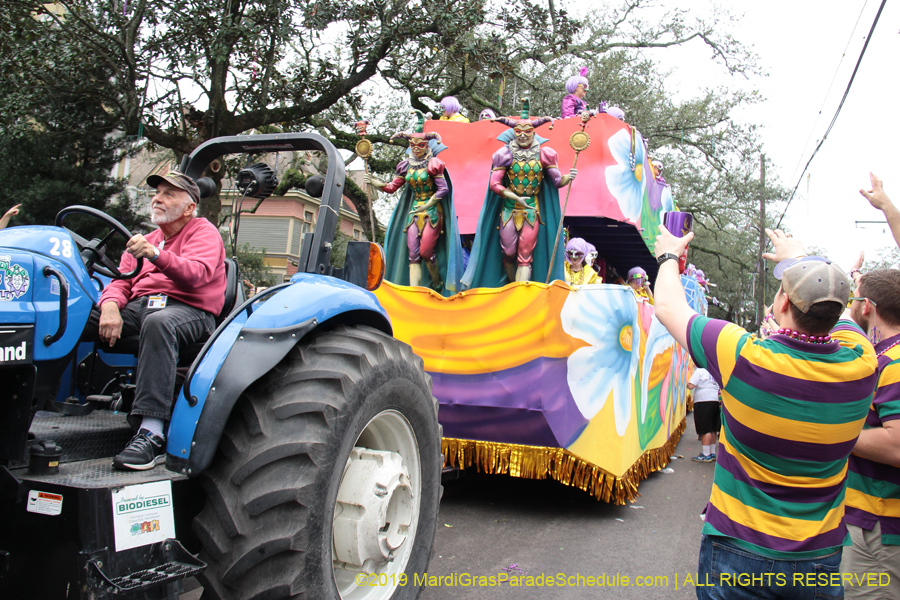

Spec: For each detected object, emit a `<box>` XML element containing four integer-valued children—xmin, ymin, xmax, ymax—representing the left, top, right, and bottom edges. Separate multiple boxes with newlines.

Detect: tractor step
<box><xmin>87</xmin><ymin>539</ymin><xmax>206</xmax><ymax>594</ymax></box>
<box><xmin>13</xmin><ymin>410</ymin><xmax>133</xmax><ymax>468</ymax></box>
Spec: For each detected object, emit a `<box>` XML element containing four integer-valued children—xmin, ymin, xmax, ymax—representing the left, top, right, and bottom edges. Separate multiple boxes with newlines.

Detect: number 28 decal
<box><xmin>49</xmin><ymin>237</ymin><xmax>74</xmax><ymax>258</ymax></box>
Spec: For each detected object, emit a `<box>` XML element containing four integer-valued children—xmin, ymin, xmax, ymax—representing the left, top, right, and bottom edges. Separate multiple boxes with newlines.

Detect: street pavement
<box><xmin>183</xmin><ymin>412</ymin><xmax>713</xmax><ymax>600</ymax></box>
<box><xmin>419</xmin><ymin>411</ymin><xmax>715</xmax><ymax>600</ymax></box>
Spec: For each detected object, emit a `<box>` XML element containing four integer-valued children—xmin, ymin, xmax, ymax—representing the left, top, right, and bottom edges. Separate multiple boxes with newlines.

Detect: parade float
<box><xmin>370</xmin><ymin>108</ymin><xmax>708</xmax><ymax>503</ymax></box>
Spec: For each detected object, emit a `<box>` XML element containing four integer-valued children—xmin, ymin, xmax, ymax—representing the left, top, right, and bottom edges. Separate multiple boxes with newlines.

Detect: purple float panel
<box><xmin>433</xmin><ymin>357</ymin><xmax>589</xmax><ymax>448</ymax></box>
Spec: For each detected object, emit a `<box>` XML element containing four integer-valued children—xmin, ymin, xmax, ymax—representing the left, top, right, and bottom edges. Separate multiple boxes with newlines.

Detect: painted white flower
<box><xmin>560</xmin><ymin>286</ymin><xmax>639</xmax><ymax>435</ymax></box>
<box><xmin>660</xmin><ymin>185</ymin><xmax>674</xmax><ymax>212</ymax></box>
<box><xmin>605</xmin><ymin>128</ymin><xmax>647</xmax><ymax>223</ymax></box>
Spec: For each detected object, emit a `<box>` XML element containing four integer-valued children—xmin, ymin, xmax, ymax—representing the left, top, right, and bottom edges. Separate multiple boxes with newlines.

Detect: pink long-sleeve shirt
<box><xmin>99</xmin><ymin>217</ymin><xmax>227</xmax><ymax>315</ymax></box>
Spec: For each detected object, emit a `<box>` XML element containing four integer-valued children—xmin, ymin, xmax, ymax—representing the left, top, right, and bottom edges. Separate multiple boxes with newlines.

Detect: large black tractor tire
<box><xmin>194</xmin><ymin>324</ymin><xmax>441</xmax><ymax>600</ymax></box>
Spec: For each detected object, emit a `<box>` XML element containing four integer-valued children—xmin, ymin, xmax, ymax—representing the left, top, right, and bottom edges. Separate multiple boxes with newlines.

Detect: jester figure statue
<box><xmin>365</xmin><ymin>111</ymin><xmax>463</xmax><ymax>295</ymax></box>
<box><xmin>462</xmin><ymin>99</ymin><xmax>577</xmax><ymax>287</ymax></box>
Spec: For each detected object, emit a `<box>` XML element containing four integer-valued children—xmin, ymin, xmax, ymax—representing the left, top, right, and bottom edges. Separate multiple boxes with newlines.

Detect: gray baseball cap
<box><xmin>775</xmin><ymin>256</ymin><xmax>850</xmax><ymax>313</ymax></box>
<box><xmin>146</xmin><ymin>170</ymin><xmax>200</xmax><ymax>203</ymax></box>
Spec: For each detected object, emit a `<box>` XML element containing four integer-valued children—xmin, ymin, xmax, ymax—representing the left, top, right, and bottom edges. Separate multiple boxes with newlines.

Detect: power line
<box><xmin>785</xmin><ymin>0</ymin><xmax>870</xmax><ymax>186</ymax></box>
<box><xmin>775</xmin><ymin>0</ymin><xmax>887</xmax><ymax>229</ymax></box>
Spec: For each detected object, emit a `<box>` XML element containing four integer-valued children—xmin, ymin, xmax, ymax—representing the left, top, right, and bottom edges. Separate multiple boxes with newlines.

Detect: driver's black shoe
<box><xmin>113</xmin><ymin>429</ymin><xmax>165</xmax><ymax>471</ymax></box>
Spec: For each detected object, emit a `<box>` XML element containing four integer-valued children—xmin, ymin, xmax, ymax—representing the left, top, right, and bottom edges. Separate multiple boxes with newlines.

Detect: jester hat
<box><xmin>493</xmin><ymin>98</ymin><xmax>555</xmax><ymax>130</ymax></box>
<box><xmin>389</xmin><ymin>110</ymin><xmax>443</xmax><ymax>144</ymax></box>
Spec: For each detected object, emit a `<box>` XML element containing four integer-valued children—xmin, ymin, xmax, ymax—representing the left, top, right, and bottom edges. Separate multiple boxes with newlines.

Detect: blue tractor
<box><xmin>0</xmin><ymin>133</ymin><xmax>442</xmax><ymax>599</ymax></box>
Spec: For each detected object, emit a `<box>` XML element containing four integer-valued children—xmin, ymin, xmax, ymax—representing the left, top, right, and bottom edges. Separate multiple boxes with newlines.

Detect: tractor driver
<box><xmin>85</xmin><ymin>171</ymin><xmax>226</xmax><ymax>471</ymax></box>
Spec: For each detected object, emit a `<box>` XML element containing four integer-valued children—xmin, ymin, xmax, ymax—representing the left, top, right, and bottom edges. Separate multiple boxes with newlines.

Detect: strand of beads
<box><xmin>629</xmin><ymin>127</ymin><xmax>637</xmax><ymax>172</ymax></box>
<box><xmin>877</xmin><ymin>338</ymin><xmax>900</xmax><ymax>358</ymax></box>
<box><xmin>775</xmin><ymin>328</ymin><xmax>833</xmax><ymax>344</ymax></box>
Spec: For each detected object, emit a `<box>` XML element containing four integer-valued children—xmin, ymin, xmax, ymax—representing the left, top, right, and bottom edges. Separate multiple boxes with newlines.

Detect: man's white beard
<box><xmin>151</xmin><ymin>200</ymin><xmax>188</xmax><ymax>225</ymax></box>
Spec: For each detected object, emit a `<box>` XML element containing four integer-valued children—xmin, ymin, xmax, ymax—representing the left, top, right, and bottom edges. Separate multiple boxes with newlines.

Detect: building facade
<box><xmin>227</xmin><ymin>190</ymin><xmax>365</xmax><ymax>280</ymax></box>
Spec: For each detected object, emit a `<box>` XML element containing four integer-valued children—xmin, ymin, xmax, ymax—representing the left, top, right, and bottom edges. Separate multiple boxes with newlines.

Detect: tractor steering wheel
<box><xmin>55</xmin><ymin>206</ymin><xmax>143</xmax><ymax>279</ymax></box>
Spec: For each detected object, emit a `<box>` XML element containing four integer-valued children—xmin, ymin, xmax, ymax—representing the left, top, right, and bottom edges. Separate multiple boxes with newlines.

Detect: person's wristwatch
<box><xmin>148</xmin><ymin>246</ymin><xmax>161</xmax><ymax>262</ymax></box>
<box><xmin>656</xmin><ymin>253</ymin><xmax>679</xmax><ymax>266</ymax></box>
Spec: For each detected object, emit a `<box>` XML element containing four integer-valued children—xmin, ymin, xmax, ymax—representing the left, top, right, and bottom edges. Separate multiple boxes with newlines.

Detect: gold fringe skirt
<box><xmin>442</xmin><ymin>417</ymin><xmax>686</xmax><ymax>505</ymax></box>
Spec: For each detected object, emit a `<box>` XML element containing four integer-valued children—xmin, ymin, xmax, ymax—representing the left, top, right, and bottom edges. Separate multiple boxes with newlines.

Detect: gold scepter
<box><xmin>354</xmin><ymin>120</ymin><xmax>377</xmax><ymax>241</ymax></box>
<box><xmin>547</xmin><ymin>113</ymin><xmax>592</xmax><ymax>283</ymax></box>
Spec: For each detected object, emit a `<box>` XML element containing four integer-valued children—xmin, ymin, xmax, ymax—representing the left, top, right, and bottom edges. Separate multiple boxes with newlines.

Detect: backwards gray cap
<box><xmin>775</xmin><ymin>256</ymin><xmax>850</xmax><ymax>313</ymax></box>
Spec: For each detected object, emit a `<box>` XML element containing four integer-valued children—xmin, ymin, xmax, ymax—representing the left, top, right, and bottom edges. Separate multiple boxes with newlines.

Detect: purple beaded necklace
<box><xmin>775</xmin><ymin>328</ymin><xmax>833</xmax><ymax>344</ymax></box>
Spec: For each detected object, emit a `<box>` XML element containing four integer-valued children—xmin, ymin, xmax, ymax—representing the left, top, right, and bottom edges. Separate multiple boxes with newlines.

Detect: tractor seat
<box><xmin>103</xmin><ymin>257</ymin><xmax>241</xmax><ymax>358</ymax></box>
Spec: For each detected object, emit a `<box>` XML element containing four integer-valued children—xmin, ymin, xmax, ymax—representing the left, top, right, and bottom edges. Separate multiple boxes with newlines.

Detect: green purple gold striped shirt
<box><xmin>845</xmin><ymin>333</ymin><xmax>900</xmax><ymax>544</ymax></box>
<box><xmin>687</xmin><ymin>316</ymin><xmax>877</xmax><ymax>559</ymax></box>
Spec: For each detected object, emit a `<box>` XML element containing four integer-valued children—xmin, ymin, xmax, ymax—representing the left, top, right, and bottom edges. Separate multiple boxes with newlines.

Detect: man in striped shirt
<box><xmin>653</xmin><ymin>226</ymin><xmax>877</xmax><ymax>599</ymax></box>
<box><xmin>842</xmin><ymin>268</ymin><xmax>900</xmax><ymax>599</ymax></box>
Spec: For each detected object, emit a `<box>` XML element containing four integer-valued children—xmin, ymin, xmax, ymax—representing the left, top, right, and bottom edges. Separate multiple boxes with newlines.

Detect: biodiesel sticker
<box><xmin>26</xmin><ymin>490</ymin><xmax>63</xmax><ymax>516</ymax></box>
<box><xmin>0</xmin><ymin>256</ymin><xmax>29</xmax><ymax>301</ymax></box>
<box><xmin>111</xmin><ymin>480</ymin><xmax>176</xmax><ymax>551</ymax></box>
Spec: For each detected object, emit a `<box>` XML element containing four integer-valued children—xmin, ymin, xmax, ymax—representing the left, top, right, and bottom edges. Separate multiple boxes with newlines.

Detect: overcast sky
<box><xmin>634</xmin><ymin>0</ymin><xmax>898</xmax><ymax>269</ymax></box>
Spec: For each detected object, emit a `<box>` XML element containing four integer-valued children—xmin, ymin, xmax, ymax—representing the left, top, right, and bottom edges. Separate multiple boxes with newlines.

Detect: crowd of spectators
<box><xmin>654</xmin><ymin>173</ymin><xmax>900</xmax><ymax>599</ymax></box>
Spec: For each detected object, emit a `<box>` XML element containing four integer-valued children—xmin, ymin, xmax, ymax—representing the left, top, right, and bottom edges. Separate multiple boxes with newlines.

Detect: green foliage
<box><xmin>868</xmin><ymin>246</ymin><xmax>900</xmax><ymax>270</ymax></box>
<box><xmin>342</xmin><ymin>177</ymin><xmax>384</xmax><ymax>244</ymax></box>
<box><xmin>273</xmin><ymin>169</ymin><xmax>310</xmax><ymax>197</ymax></box>
<box><xmin>330</xmin><ymin>230</ymin><xmax>352</xmax><ymax>269</ymax></box>
<box><xmin>674</xmin><ymin>153</ymin><xmax>785</xmax><ymax>328</ymax></box>
<box><xmin>0</xmin><ymin>18</ymin><xmax>145</xmax><ymax>241</ymax></box>
<box><xmin>0</xmin><ymin>123</ymin><xmax>144</xmax><ymax>237</ymax></box>
<box><xmin>2</xmin><ymin>0</ymin><xmax>492</xmax><ymax>227</ymax></box>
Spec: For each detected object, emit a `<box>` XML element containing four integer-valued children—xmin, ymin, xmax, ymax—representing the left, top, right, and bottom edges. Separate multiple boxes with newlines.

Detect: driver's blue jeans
<box><xmin>85</xmin><ymin>297</ymin><xmax>214</xmax><ymax>423</ymax></box>
<box><xmin>696</xmin><ymin>535</ymin><xmax>844</xmax><ymax>600</ymax></box>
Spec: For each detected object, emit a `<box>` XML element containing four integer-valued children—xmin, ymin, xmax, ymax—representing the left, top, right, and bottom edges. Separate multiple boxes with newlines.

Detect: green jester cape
<box><xmin>382</xmin><ymin>140</ymin><xmax>464</xmax><ymax>296</ymax></box>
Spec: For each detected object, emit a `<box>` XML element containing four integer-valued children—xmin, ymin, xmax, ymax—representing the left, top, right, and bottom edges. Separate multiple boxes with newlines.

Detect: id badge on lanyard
<box><xmin>147</xmin><ymin>239</ymin><xmax>168</xmax><ymax>309</ymax></box>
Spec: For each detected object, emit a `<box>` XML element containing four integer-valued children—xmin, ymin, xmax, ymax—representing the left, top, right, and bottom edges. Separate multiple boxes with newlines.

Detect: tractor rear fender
<box><xmin>165</xmin><ymin>273</ymin><xmax>392</xmax><ymax>476</ymax></box>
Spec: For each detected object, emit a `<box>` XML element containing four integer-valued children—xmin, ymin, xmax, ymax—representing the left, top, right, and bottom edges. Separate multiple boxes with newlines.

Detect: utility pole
<box><xmin>749</xmin><ymin>273</ymin><xmax>756</xmax><ymax>329</ymax></box>
<box><xmin>757</xmin><ymin>154</ymin><xmax>767</xmax><ymax>326</ymax></box>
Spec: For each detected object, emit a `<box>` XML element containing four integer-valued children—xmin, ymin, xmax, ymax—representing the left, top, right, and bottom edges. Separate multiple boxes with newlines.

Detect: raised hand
<box><xmin>762</xmin><ymin>229</ymin><xmax>806</xmax><ymax>264</ymax></box>
<box><xmin>654</xmin><ymin>224</ymin><xmax>694</xmax><ymax>259</ymax></box>
<box><xmin>860</xmin><ymin>173</ymin><xmax>892</xmax><ymax>212</ymax></box>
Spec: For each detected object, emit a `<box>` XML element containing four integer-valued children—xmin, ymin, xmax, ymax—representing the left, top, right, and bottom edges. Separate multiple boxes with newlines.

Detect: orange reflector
<box><xmin>366</xmin><ymin>242</ymin><xmax>385</xmax><ymax>291</ymax></box>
